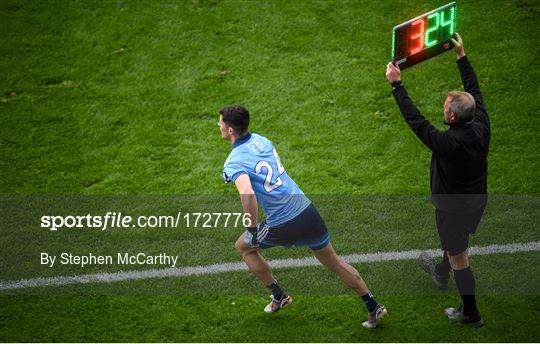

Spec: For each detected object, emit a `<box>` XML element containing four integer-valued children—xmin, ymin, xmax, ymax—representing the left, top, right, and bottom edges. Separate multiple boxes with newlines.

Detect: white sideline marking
<box><xmin>1</xmin><ymin>241</ymin><xmax>539</xmax><ymax>290</ymax></box>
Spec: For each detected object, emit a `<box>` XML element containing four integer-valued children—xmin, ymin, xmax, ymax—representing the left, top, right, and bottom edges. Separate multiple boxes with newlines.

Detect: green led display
<box><xmin>392</xmin><ymin>2</ymin><xmax>457</xmax><ymax>70</ymax></box>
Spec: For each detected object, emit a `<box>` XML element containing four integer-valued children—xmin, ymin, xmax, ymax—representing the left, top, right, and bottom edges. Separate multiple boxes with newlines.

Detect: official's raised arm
<box><xmin>452</xmin><ymin>33</ymin><xmax>490</xmax><ymax>129</ymax></box>
<box><xmin>386</xmin><ymin>62</ymin><xmax>457</xmax><ymax>155</ymax></box>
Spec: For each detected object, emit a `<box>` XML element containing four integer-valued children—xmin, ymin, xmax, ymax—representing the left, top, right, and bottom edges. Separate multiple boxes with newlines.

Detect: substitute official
<box><xmin>385</xmin><ymin>33</ymin><xmax>489</xmax><ymax>327</ymax></box>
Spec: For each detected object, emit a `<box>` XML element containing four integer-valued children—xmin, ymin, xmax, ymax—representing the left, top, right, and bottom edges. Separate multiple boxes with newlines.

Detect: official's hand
<box><xmin>386</xmin><ymin>62</ymin><xmax>401</xmax><ymax>83</ymax></box>
<box><xmin>451</xmin><ymin>32</ymin><xmax>465</xmax><ymax>59</ymax></box>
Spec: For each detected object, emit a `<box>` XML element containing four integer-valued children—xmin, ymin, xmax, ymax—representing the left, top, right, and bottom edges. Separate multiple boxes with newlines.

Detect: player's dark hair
<box><xmin>219</xmin><ymin>105</ymin><xmax>250</xmax><ymax>136</ymax></box>
<box><xmin>447</xmin><ymin>91</ymin><xmax>476</xmax><ymax>123</ymax></box>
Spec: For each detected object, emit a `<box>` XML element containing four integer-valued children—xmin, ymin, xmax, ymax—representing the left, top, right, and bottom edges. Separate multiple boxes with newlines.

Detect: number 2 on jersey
<box><xmin>255</xmin><ymin>148</ymin><xmax>285</xmax><ymax>192</ymax></box>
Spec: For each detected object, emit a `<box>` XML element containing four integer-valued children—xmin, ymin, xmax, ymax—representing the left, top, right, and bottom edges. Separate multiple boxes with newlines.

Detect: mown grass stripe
<box><xmin>1</xmin><ymin>241</ymin><xmax>538</xmax><ymax>290</ymax></box>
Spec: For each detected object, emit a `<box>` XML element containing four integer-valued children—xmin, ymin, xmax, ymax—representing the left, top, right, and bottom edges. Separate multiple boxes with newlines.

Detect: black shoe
<box><xmin>444</xmin><ymin>307</ymin><xmax>485</xmax><ymax>327</ymax></box>
<box><xmin>418</xmin><ymin>252</ymin><xmax>449</xmax><ymax>290</ymax></box>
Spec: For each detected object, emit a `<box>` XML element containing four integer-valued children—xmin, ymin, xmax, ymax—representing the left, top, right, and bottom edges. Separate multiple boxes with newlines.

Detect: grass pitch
<box><xmin>1</xmin><ymin>0</ymin><xmax>539</xmax><ymax>342</ymax></box>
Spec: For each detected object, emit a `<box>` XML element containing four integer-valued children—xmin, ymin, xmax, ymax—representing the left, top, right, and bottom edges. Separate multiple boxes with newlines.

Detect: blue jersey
<box><xmin>223</xmin><ymin>133</ymin><xmax>311</xmax><ymax>227</ymax></box>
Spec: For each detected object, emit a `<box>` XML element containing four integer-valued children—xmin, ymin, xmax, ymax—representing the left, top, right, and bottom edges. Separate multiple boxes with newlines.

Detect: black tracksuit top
<box><xmin>391</xmin><ymin>56</ymin><xmax>490</xmax><ymax>208</ymax></box>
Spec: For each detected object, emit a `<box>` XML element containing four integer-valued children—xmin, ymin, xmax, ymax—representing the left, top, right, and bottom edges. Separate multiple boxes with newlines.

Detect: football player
<box><xmin>219</xmin><ymin>105</ymin><xmax>386</xmax><ymax>329</ymax></box>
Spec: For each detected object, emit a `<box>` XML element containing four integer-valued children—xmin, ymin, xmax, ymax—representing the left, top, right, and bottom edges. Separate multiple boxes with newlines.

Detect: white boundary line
<box><xmin>1</xmin><ymin>241</ymin><xmax>539</xmax><ymax>290</ymax></box>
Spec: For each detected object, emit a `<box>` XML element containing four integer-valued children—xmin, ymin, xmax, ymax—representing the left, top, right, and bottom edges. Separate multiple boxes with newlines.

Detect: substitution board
<box><xmin>392</xmin><ymin>2</ymin><xmax>457</xmax><ymax>70</ymax></box>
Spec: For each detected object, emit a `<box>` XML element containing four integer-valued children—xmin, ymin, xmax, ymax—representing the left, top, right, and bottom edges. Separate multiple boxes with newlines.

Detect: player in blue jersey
<box><xmin>219</xmin><ymin>105</ymin><xmax>387</xmax><ymax>329</ymax></box>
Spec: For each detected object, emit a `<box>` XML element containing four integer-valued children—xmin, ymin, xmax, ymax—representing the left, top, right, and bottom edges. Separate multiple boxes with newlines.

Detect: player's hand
<box><xmin>386</xmin><ymin>62</ymin><xmax>401</xmax><ymax>83</ymax></box>
<box><xmin>247</xmin><ymin>226</ymin><xmax>260</xmax><ymax>248</ymax></box>
<box><xmin>451</xmin><ymin>32</ymin><xmax>465</xmax><ymax>59</ymax></box>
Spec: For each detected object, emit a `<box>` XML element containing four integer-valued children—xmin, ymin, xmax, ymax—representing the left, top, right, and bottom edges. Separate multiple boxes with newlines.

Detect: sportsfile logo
<box><xmin>41</xmin><ymin>212</ymin><xmax>172</xmax><ymax>231</ymax></box>
<box><xmin>40</xmin><ymin>212</ymin><xmax>252</xmax><ymax>231</ymax></box>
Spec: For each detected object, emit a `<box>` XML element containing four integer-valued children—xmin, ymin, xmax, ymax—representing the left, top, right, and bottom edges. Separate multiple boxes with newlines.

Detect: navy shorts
<box><xmin>436</xmin><ymin>205</ymin><xmax>486</xmax><ymax>255</ymax></box>
<box><xmin>244</xmin><ymin>203</ymin><xmax>330</xmax><ymax>250</ymax></box>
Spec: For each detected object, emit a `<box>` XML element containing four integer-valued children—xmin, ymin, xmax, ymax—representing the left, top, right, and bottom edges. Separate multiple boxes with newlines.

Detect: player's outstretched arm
<box><xmin>234</xmin><ymin>173</ymin><xmax>259</xmax><ymax>229</ymax></box>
